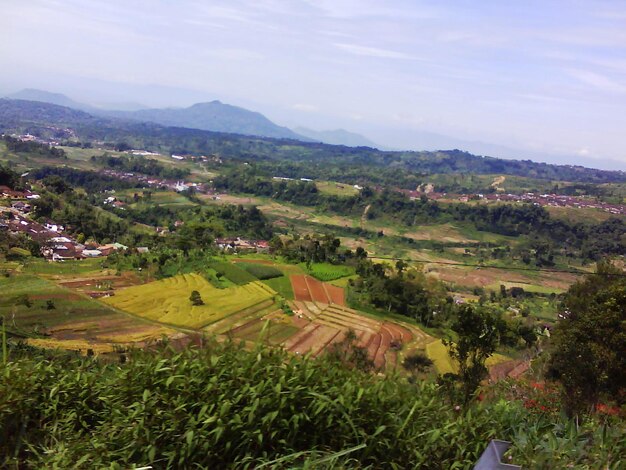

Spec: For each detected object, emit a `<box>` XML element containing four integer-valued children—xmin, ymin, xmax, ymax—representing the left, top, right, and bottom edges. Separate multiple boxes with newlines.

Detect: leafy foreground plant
<box><xmin>1</xmin><ymin>341</ymin><xmax>624</xmax><ymax>469</ymax></box>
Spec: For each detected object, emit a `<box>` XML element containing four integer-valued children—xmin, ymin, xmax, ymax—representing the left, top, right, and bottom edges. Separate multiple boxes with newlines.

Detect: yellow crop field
<box><xmin>426</xmin><ymin>339</ymin><xmax>509</xmax><ymax>375</ymax></box>
<box><xmin>103</xmin><ymin>273</ymin><xmax>276</xmax><ymax>329</ymax></box>
<box><xmin>26</xmin><ymin>338</ymin><xmax>116</xmax><ymax>354</ymax></box>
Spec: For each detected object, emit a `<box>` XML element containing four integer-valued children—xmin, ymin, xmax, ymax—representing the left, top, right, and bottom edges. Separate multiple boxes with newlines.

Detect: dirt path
<box><xmin>490</xmin><ymin>175</ymin><xmax>506</xmax><ymax>190</ymax></box>
<box><xmin>360</xmin><ymin>204</ymin><xmax>371</xmax><ymax>229</ymax></box>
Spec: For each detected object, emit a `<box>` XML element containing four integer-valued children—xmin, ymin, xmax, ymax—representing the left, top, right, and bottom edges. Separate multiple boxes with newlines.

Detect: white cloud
<box><xmin>567</xmin><ymin>69</ymin><xmax>626</xmax><ymax>94</ymax></box>
<box><xmin>292</xmin><ymin>103</ymin><xmax>319</xmax><ymax>112</ymax></box>
<box><xmin>202</xmin><ymin>49</ymin><xmax>264</xmax><ymax>61</ymax></box>
<box><xmin>334</xmin><ymin>43</ymin><xmax>414</xmax><ymax>60</ymax></box>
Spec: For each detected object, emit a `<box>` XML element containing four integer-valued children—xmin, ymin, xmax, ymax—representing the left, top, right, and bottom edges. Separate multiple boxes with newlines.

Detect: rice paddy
<box><xmin>103</xmin><ymin>273</ymin><xmax>277</xmax><ymax>329</ymax></box>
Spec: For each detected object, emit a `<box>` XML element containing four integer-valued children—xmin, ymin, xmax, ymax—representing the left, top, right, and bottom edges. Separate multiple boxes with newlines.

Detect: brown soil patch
<box><xmin>305</xmin><ymin>276</ymin><xmax>330</xmax><ymax>304</ymax></box>
<box><xmin>325</xmin><ymin>284</ymin><xmax>346</xmax><ymax>306</ymax></box>
<box><xmin>290</xmin><ymin>275</ymin><xmax>313</xmax><ymax>302</ymax></box>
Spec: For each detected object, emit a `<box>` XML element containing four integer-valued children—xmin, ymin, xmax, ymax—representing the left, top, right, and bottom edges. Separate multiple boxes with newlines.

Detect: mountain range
<box><xmin>4</xmin><ymin>89</ymin><xmax>380</xmax><ymax>147</ymax></box>
<box><xmin>1</xmin><ymin>98</ymin><xmax>624</xmax><ymax>184</ymax></box>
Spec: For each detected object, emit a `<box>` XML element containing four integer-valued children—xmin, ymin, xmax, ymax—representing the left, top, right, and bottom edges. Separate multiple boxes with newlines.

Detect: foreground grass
<box><xmin>1</xmin><ymin>341</ymin><xmax>623</xmax><ymax>469</ymax></box>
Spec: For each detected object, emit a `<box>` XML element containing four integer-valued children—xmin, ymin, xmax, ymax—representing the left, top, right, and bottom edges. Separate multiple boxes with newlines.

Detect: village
<box><xmin>398</xmin><ymin>188</ymin><xmax>626</xmax><ymax>215</ymax></box>
<box><xmin>0</xmin><ymin>203</ymin><xmax>129</xmax><ymax>261</ymax></box>
<box><xmin>1</xmin><ymin>185</ymin><xmax>269</xmax><ymax>262</ymax></box>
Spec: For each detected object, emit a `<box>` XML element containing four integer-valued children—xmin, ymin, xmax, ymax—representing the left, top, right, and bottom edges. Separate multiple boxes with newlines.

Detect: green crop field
<box><xmin>103</xmin><ymin>273</ymin><xmax>277</xmax><ymax>329</ymax></box>
<box><xmin>316</xmin><ymin>181</ymin><xmax>359</xmax><ymax>197</ymax></box>
<box><xmin>300</xmin><ymin>262</ymin><xmax>355</xmax><ymax>281</ymax></box>
<box><xmin>238</xmin><ymin>263</ymin><xmax>283</xmax><ymax>280</ymax></box>
<box><xmin>261</xmin><ymin>275</ymin><xmax>294</xmax><ymax>299</ymax></box>
<box><xmin>22</xmin><ymin>258</ymin><xmax>105</xmax><ymax>276</ymax></box>
<box><xmin>208</xmin><ymin>261</ymin><xmax>257</xmax><ymax>285</ymax></box>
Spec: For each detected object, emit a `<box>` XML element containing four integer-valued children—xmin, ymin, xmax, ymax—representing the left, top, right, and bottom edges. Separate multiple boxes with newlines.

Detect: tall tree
<box><xmin>445</xmin><ymin>305</ymin><xmax>499</xmax><ymax>406</ymax></box>
<box><xmin>547</xmin><ymin>261</ymin><xmax>626</xmax><ymax>416</ymax></box>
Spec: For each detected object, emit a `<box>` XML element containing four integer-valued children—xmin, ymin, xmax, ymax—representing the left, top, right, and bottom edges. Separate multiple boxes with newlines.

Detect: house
<box><xmin>215</xmin><ymin>237</ymin><xmax>271</xmax><ymax>253</ymax></box>
<box><xmin>11</xmin><ymin>201</ymin><xmax>31</xmax><ymax>212</ymax></box>
<box><xmin>45</xmin><ymin>223</ymin><xmax>64</xmax><ymax>233</ymax></box>
<box><xmin>97</xmin><ymin>243</ymin><xmax>128</xmax><ymax>256</ymax></box>
<box><xmin>49</xmin><ymin>243</ymin><xmax>85</xmax><ymax>261</ymax></box>
<box><xmin>82</xmin><ymin>249</ymin><xmax>102</xmax><ymax>257</ymax></box>
<box><xmin>254</xmin><ymin>240</ymin><xmax>270</xmax><ymax>253</ymax></box>
<box><xmin>50</xmin><ymin>236</ymin><xmax>72</xmax><ymax>243</ymax></box>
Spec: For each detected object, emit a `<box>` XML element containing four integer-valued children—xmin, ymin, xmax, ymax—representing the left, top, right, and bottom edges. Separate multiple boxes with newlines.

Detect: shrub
<box><xmin>0</xmin><ymin>341</ymin><xmax>624</xmax><ymax>468</ymax></box>
<box><xmin>402</xmin><ymin>352</ymin><xmax>434</xmax><ymax>373</ymax></box>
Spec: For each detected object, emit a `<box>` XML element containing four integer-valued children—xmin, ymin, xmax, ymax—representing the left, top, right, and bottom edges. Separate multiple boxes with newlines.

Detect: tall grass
<box><xmin>0</xmin><ymin>341</ymin><xmax>623</xmax><ymax>469</ymax></box>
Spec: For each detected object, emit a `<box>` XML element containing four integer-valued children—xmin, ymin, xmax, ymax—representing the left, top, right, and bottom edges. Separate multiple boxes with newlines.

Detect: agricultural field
<box><xmin>315</xmin><ymin>180</ymin><xmax>360</xmax><ymax>197</ymax></box>
<box><xmin>428</xmin><ymin>263</ymin><xmax>578</xmax><ymax>294</ymax></box>
<box><xmin>238</xmin><ymin>263</ymin><xmax>283</xmax><ymax>280</ymax></box>
<box><xmin>291</xmin><ymin>274</ymin><xmax>346</xmax><ymax>305</ymax></box>
<box><xmin>0</xmin><ymin>274</ymin><xmax>174</xmax><ymax>352</ymax></box>
<box><xmin>23</xmin><ymin>258</ymin><xmax>106</xmax><ymax>277</ymax></box>
<box><xmin>103</xmin><ymin>273</ymin><xmax>277</xmax><ymax>329</ymax></box>
<box><xmin>545</xmin><ymin>205</ymin><xmax>623</xmax><ymax>223</ymax></box>
<box><xmin>208</xmin><ymin>261</ymin><xmax>257</xmax><ymax>285</ymax></box>
<box><xmin>230</xmin><ymin>259</ymin><xmax>298</xmax><ymax>298</ymax></box>
<box><xmin>299</xmin><ymin>262</ymin><xmax>355</xmax><ymax>282</ymax></box>
<box><xmin>426</xmin><ymin>339</ymin><xmax>509</xmax><ymax>375</ymax></box>
<box><xmin>144</xmin><ymin>191</ymin><xmax>194</xmax><ymax>206</ymax></box>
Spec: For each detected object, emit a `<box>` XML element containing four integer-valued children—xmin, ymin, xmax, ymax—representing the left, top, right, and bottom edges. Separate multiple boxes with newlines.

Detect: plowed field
<box><xmin>290</xmin><ymin>274</ymin><xmax>346</xmax><ymax>306</ymax></box>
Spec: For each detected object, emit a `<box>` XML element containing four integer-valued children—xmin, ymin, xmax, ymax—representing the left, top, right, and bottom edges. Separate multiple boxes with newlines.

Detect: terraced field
<box><xmin>103</xmin><ymin>273</ymin><xmax>277</xmax><ymax>329</ymax></box>
<box><xmin>0</xmin><ymin>274</ymin><xmax>175</xmax><ymax>352</ymax></box>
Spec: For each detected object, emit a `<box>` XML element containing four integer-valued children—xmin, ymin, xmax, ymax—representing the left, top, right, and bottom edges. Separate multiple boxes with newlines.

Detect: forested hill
<box><xmin>104</xmin><ymin>101</ymin><xmax>307</xmax><ymax>140</ymax></box>
<box><xmin>1</xmin><ymin>98</ymin><xmax>625</xmax><ymax>183</ymax></box>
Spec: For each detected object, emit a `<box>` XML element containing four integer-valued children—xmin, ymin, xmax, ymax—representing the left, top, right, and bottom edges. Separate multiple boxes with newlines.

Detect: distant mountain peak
<box><xmin>5</xmin><ymin>88</ymin><xmax>94</xmax><ymax>111</ymax></box>
<box><xmin>106</xmin><ymin>100</ymin><xmax>307</xmax><ymax>140</ymax></box>
<box><xmin>294</xmin><ymin>126</ymin><xmax>381</xmax><ymax>148</ymax></box>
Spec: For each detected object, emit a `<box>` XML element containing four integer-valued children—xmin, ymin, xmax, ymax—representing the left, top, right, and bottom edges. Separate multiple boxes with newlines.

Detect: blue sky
<box><xmin>2</xmin><ymin>0</ymin><xmax>626</xmax><ymax>169</ymax></box>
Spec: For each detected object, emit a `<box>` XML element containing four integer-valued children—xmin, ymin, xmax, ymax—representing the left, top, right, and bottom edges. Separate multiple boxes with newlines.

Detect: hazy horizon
<box><xmin>2</xmin><ymin>0</ymin><xmax>626</xmax><ymax>170</ymax></box>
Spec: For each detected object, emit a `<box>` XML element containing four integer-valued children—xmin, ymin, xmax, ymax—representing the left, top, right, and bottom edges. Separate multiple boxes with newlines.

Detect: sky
<box><xmin>2</xmin><ymin>0</ymin><xmax>626</xmax><ymax>170</ymax></box>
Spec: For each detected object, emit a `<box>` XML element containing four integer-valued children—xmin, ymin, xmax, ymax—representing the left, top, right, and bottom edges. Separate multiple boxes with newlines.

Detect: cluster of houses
<box><xmin>0</xmin><ymin>204</ymin><xmax>130</xmax><ymax>261</ymax></box>
<box><xmin>398</xmin><ymin>188</ymin><xmax>625</xmax><ymax>215</ymax></box>
<box><xmin>163</xmin><ymin>152</ymin><xmax>222</xmax><ymax>164</ymax></box>
<box><xmin>99</xmin><ymin>169</ymin><xmax>207</xmax><ymax>194</ymax></box>
<box><xmin>9</xmin><ymin>130</ymin><xmax>78</xmax><ymax>146</ymax></box>
<box><xmin>481</xmin><ymin>192</ymin><xmax>626</xmax><ymax>215</ymax></box>
<box><xmin>215</xmin><ymin>237</ymin><xmax>270</xmax><ymax>254</ymax></box>
<box><xmin>0</xmin><ymin>185</ymin><xmax>41</xmax><ymax>201</ymax></box>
